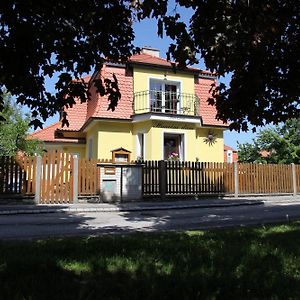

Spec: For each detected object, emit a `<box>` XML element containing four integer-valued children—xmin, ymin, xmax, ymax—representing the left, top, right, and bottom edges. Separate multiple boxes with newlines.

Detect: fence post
<box><xmin>234</xmin><ymin>162</ymin><xmax>239</xmax><ymax>198</ymax></box>
<box><xmin>159</xmin><ymin>160</ymin><xmax>167</xmax><ymax>199</ymax></box>
<box><xmin>34</xmin><ymin>156</ymin><xmax>42</xmax><ymax>204</ymax></box>
<box><xmin>292</xmin><ymin>163</ymin><xmax>297</xmax><ymax>196</ymax></box>
<box><xmin>73</xmin><ymin>155</ymin><xmax>79</xmax><ymax>203</ymax></box>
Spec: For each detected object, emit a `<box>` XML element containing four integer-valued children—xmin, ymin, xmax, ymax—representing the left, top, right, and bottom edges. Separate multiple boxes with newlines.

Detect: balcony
<box><xmin>133</xmin><ymin>90</ymin><xmax>200</xmax><ymax>117</ymax></box>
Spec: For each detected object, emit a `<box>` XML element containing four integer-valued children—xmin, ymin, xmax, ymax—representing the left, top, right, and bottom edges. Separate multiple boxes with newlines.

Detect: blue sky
<box><xmin>35</xmin><ymin>6</ymin><xmax>257</xmax><ymax>149</ymax></box>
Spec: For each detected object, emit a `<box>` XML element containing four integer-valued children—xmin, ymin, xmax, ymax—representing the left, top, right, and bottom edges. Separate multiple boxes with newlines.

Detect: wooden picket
<box><xmin>143</xmin><ymin>160</ymin><xmax>160</xmax><ymax>195</ymax></box>
<box><xmin>40</xmin><ymin>150</ymin><xmax>73</xmax><ymax>204</ymax></box>
<box><xmin>78</xmin><ymin>158</ymin><xmax>99</xmax><ymax>196</ymax></box>
<box><xmin>238</xmin><ymin>163</ymin><xmax>293</xmax><ymax>194</ymax></box>
<box><xmin>296</xmin><ymin>165</ymin><xmax>300</xmax><ymax>193</ymax></box>
<box><xmin>142</xmin><ymin>161</ymin><xmax>297</xmax><ymax>196</ymax></box>
<box><xmin>165</xmin><ymin>161</ymin><xmax>232</xmax><ymax>195</ymax></box>
<box><xmin>142</xmin><ymin>160</ymin><xmax>236</xmax><ymax>196</ymax></box>
<box><xmin>1</xmin><ymin>155</ymin><xmax>299</xmax><ymax>202</ymax></box>
<box><xmin>0</xmin><ymin>156</ymin><xmax>36</xmax><ymax>194</ymax></box>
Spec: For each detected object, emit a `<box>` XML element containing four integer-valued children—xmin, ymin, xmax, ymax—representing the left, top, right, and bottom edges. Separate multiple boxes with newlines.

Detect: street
<box><xmin>1</xmin><ymin>201</ymin><xmax>300</xmax><ymax>239</ymax></box>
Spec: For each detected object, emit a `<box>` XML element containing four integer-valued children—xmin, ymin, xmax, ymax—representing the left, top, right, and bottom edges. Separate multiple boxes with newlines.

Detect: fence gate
<box><xmin>40</xmin><ymin>151</ymin><xmax>74</xmax><ymax>204</ymax></box>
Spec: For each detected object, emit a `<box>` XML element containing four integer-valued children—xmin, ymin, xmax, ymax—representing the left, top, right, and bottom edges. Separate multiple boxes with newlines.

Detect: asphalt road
<box><xmin>1</xmin><ymin>201</ymin><xmax>300</xmax><ymax>240</ymax></box>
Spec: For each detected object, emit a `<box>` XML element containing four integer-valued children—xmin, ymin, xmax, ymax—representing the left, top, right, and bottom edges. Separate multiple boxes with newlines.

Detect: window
<box><xmin>88</xmin><ymin>138</ymin><xmax>93</xmax><ymax>160</ymax></box>
<box><xmin>164</xmin><ymin>133</ymin><xmax>184</xmax><ymax>160</ymax></box>
<box><xmin>227</xmin><ymin>150</ymin><xmax>233</xmax><ymax>163</ymax></box>
<box><xmin>150</xmin><ymin>79</ymin><xmax>180</xmax><ymax>114</ymax></box>
<box><xmin>136</xmin><ymin>133</ymin><xmax>144</xmax><ymax>159</ymax></box>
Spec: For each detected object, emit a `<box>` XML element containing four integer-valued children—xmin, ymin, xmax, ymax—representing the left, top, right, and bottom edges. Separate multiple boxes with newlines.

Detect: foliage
<box><xmin>1</xmin><ymin>224</ymin><xmax>300</xmax><ymax>299</ymax></box>
<box><xmin>0</xmin><ymin>0</ymin><xmax>299</xmax><ymax>129</ymax></box>
<box><xmin>238</xmin><ymin>118</ymin><xmax>300</xmax><ymax>163</ymax></box>
<box><xmin>0</xmin><ymin>93</ymin><xmax>43</xmax><ymax>156</ymax></box>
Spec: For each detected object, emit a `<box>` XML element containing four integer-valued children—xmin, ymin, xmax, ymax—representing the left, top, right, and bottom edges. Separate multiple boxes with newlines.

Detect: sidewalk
<box><xmin>0</xmin><ymin>195</ymin><xmax>299</xmax><ymax>216</ymax></box>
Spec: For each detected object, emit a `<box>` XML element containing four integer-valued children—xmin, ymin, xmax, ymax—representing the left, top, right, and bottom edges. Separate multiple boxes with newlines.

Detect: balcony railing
<box><xmin>133</xmin><ymin>90</ymin><xmax>200</xmax><ymax>116</ymax></box>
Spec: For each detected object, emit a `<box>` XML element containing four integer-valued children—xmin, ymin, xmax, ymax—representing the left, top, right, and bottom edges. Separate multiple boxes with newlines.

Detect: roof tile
<box><xmin>195</xmin><ymin>78</ymin><xmax>228</xmax><ymax>127</ymax></box>
<box><xmin>30</xmin><ymin>122</ymin><xmax>82</xmax><ymax>143</ymax></box>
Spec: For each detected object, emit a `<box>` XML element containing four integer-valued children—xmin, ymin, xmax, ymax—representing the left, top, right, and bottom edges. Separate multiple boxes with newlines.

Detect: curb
<box><xmin>0</xmin><ymin>200</ymin><xmax>264</xmax><ymax>216</ymax></box>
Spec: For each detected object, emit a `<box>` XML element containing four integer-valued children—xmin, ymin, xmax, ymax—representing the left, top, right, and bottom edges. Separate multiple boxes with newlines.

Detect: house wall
<box><xmin>132</xmin><ymin>121</ymin><xmax>152</xmax><ymax>160</ymax></box>
<box><xmin>85</xmin><ymin>123</ymin><xmax>99</xmax><ymax>159</ymax></box>
<box><xmin>62</xmin><ymin>145</ymin><xmax>86</xmax><ymax>158</ymax></box>
<box><xmin>85</xmin><ymin>121</ymin><xmax>133</xmax><ymax>160</ymax></box>
<box><xmin>149</xmin><ymin>127</ymin><xmax>224</xmax><ymax>162</ymax></box>
<box><xmin>197</xmin><ymin>128</ymin><xmax>224</xmax><ymax>162</ymax></box>
<box><xmin>84</xmin><ymin>119</ymin><xmax>224</xmax><ymax>162</ymax></box>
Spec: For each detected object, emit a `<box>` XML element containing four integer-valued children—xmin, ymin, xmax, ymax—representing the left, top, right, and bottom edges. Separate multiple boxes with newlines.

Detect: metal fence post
<box><xmin>292</xmin><ymin>163</ymin><xmax>297</xmax><ymax>196</ymax></box>
<box><xmin>73</xmin><ymin>155</ymin><xmax>79</xmax><ymax>203</ymax></box>
<box><xmin>234</xmin><ymin>162</ymin><xmax>239</xmax><ymax>198</ymax></box>
<box><xmin>34</xmin><ymin>156</ymin><xmax>42</xmax><ymax>204</ymax></box>
<box><xmin>159</xmin><ymin>160</ymin><xmax>167</xmax><ymax>199</ymax></box>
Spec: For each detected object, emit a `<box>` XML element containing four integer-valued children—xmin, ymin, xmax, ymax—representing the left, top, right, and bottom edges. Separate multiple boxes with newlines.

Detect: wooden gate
<box><xmin>40</xmin><ymin>151</ymin><xmax>74</xmax><ymax>204</ymax></box>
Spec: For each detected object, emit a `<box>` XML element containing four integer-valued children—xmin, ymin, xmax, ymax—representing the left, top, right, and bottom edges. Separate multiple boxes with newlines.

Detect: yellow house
<box><xmin>32</xmin><ymin>47</ymin><xmax>228</xmax><ymax>162</ymax></box>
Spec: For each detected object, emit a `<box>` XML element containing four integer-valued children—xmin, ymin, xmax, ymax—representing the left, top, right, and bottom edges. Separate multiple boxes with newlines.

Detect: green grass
<box><xmin>1</xmin><ymin>224</ymin><xmax>300</xmax><ymax>299</ymax></box>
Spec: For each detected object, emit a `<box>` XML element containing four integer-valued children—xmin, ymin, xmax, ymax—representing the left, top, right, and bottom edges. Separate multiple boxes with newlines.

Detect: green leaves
<box><xmin>0</xmin><ymin>0</ymin><xmax>136</xmax><ymax>128</ymax></box>
<box><xmin>0</xmin><ymin>93</ymin><xmax>43</xmax><ymax>156</ymax></box>
<box><xmin>0</xmin><ymin>0</ymin><xmax>299</xmax><ymax>130</ymax></box>
<box><xmin>238</xmin><ymin>119</ymin><xmax>300</xmax><ymax>164</ymax></box>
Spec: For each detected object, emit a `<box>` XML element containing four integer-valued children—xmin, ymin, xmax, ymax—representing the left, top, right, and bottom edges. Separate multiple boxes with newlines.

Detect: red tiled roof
<box><xmin>62</xmin><ymin>98</ymin><xmax>88</xmax><ymax>131</ymax></box>
<box><xmin>129</xmin><ymin>53</ymin><xmax>207</xmax><ymax>74</ymax></box>
<box><xmin>30</xmin><ymin>122</ymin><xmax>83</xmax><ymax>143</ymax></box>
<box><xmin>195</xmin><ymin>78</ymin><xmax>228</xmax><ymax>127</ymax></box>
<box><xmin>129</xmin><ymin>53</ymin><xmax>176</xmax><ymax>68</ymax></box>
<box><xmin>87</xmin><ymin>65</ymin><xmax>133</xmax><ymax>120</ymax></box>
<box><xmin>224</xmin><ymin>145</ymin><xmax>237</xmax><ymax>151</ymax></box>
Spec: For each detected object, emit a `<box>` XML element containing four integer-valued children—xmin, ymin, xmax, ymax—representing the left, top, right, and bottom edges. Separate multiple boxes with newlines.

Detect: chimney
<box><xmin>141</xmin><ymin>46</ymin><xmax>160</xmax><ymax>57</ymax></box>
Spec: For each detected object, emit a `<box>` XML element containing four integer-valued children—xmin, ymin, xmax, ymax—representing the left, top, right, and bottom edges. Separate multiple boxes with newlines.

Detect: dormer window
<box><xmin>149</xmin><ymin>79</ymin><xmax>180</xmax><ymax>114</ymax></box>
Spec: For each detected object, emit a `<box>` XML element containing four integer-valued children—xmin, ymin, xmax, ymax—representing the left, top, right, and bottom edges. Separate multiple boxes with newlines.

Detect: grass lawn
<box><xmin>1</xmin><ymin>223</ymin><xmax>300</xmax><ymax>299</ymax></box>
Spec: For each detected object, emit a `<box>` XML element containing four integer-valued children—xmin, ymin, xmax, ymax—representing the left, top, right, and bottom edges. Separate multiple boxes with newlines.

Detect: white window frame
<box><xmin>149</xmin><ymin>78</ymin><xmax>181</xmax><ymax>113</ymax></box>
<box><xmin>162</xmin><ymin>132</ymin><xmax>185</xmax><ymax>161</ymax></box>
<box><xmin>136</xmin><ymin>133</ymin><xmax>145</xmax><ymax>159</ymax></box>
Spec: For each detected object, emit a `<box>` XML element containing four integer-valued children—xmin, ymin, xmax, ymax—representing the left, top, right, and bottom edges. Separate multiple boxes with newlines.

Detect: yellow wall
<box><xmin>83</xmin><ymin>120</ymin><xmax>225</xmax><ymax>162</ymax></box>
<box><xmin>132</xmin><ymin>121</ymin><xmax>152</xmax><ymax>160</ymax></box>
<box><xmin>84</xmin><ymin>121</ymin><xmax>133</xmax><ymax>160</ymax></box>
<box><xmin>196</xmin><ymin>128</ymin><xmax>224</xmax><ymax>162</ymax></box>
<box><xmin>133</xmin><ymin>66</ymin><xmax>196</xmax><ymax>115</ymax></box>
<box><xmin>142</xmin><ymin>124</ymin><xmax>224</xmax><ymax>162</ymax></box>
<box><xmin>62</xmin><ymin>145</ymin><xmax>86</xmax><ymax>158</ymax></box>
<box><xmin>133</xmin><ymin>67</ymin><xmax>194</xmax><ymax>93</ymax></box>
<box><xmin>44</xmin><ymin>144</ymin><xmax>86</xmax><ymax>158</ymax></box>
<box><xmin>85</xmin><ymin>123</ymin><xmax>99</xmax><ymax>159</ymax></box>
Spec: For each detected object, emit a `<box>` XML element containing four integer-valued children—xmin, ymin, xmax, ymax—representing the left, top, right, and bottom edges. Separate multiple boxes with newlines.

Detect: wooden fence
<box><xmin>1</xmin><ymin>155</ymin><xmax>300</xmax><ymax>202</ymax></box>
<box><xmin>143</xmin><ymin>161</ymin><xmax>234</xmax><ymax>196</ymax></box>
<box><xmin>238</xmin><ymin>163</ymin><xmax>293</xmax><ymax>194</ymax></box>
<box><xmin>0</xmin><ymin>156</ymin><xmax>36</xmax><ymax>195</ymax></box>
<box><xmin>78</xmin><ymin>158</ymin><xmax>99</xmax><ymax>196</ymax></box>
<box><xmin>143</xmin><ymin>160</ymin><xmax>299</xmax><ymax>197</ymax></box>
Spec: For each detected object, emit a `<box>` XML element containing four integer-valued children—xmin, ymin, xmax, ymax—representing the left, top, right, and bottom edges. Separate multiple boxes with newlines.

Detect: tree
<box><xmin>0</xmin><ymin>0</ymin><xmax>299</xmax><ymax>129</ymax></box>
<box><xmin>0</xmin><ymin>93</ymin><xmax>43</xmax><ymax>156</ymax></box>
<box><xmin>238</xmin><ymin>119</ymin><xmax>300</xmax><ymax>164</ymax></box>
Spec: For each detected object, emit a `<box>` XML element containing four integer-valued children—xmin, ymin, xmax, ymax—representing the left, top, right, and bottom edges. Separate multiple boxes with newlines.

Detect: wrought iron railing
<box><xmin>133</xmin><ymin>90</ymin><xmax>200</xmax><ymax>116</ymax></box>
